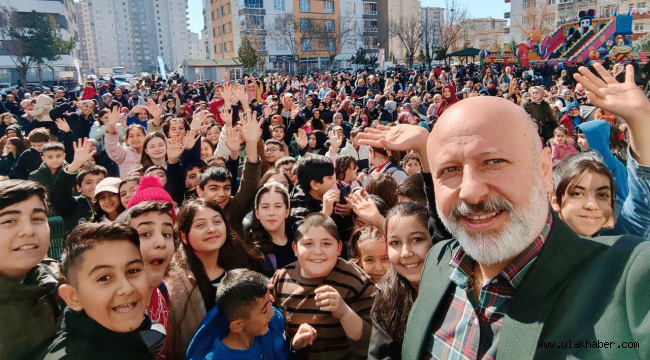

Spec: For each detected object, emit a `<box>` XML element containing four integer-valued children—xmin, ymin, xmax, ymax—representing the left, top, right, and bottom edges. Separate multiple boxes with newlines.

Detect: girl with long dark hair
<box><xmin>369</xmin><ymin>202</ymin><xmax>433</xmax><ymax>359</ymax></box>
<box><xmin>246</xmin><ymin>182</ymin><xmax>297</xmax><ymax>277</ymax></box>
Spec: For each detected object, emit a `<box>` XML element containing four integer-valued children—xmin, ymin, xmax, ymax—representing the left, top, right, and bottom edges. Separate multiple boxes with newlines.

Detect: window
<box><xmin>221</xmin><ymin>3</ymin><xmax>231</xmax><ymax>16</ymax></box>
<box><xmin>324</xmin><ymin>1</ymin><xmax>334</xmax><ymax>13</ymax></box>
<box><xmin>213</xmin><ymin>26</ymin><xmax>221</xmax><ymax>36</ymax></box>
<box><xmin>326</xmin><ymin>39</ymin><xmax>335</xmax><ymax>51</ymax></box>
<box><xmin>325</xmin><ymin>20</ymin><xmax>335</xmax><ymax>32</ymax></box>
<box><xmin>635</xmin><ymin>23</ymin><xmax>645</xmax><ymax>31</ymax></box>
<box><xmin>276</xmin><ymin>39</ymin><xmax>288</xmax><ymax>51</ymax></box>
<box><xmin>301</xmin><ymin>38</ymin><xmax>312</xmax><ymax>51</ymax></box>
<box><xmin>363</xmin><ymin>2</ymin><xmax>377</xmax><ymax>15</ymax></box>
<box><xmin>639</xmin><ymin>2</ymin><xmax>647</xmax><ymax>9</ymax></box>
<box><xmin>300</xmin><ymin>0</ymin><xmax>310</xmax><ymax>13</ymax></box>
<box><xmin>215</xmin><ymin>44</ymin><xmax>221</xmax><ymax>53</ymax></box>
<box><xmin>346</xmin><ymin>3</ymin><xmax>355</xmax><ymax>14</ymax></box>
<box><xmin>224</xmin><ymin>41</ymin><xmax>233</xmax><ymax>52</ymax></box>
<box><xmin>346</xmin><ymin>21</ymin><xmax>355</xmax><ymax>31</ymax></box>
<box><xmin>364</xmin><ymin>36</ymin><xmax>378</xmax><ymax>48</ymax></box>
<box><xmin>346</xmin><ymin>39</ymin><xmax>355</xmax><ymax>50</ymax></box>
<box><xmin>212</xmin><ymin>10</ymin><xmax>220</xmax><ymax>20</ymax></box>
<box><xmin>363</xmin><ymin>19</ymin><xmax>377</xmax><ymax>32</ymax></box>
<box><xmin>548</xmin><ymin>0</ymin><xmax>556</xmax><ymax>3</ymax></box>
<box><xmin>241</xmin><ymin>0</ymin><xmax>263</xmax><ymax>9</ymax></box>
<box><xmin>300</xmin><ymin>18</ymin><xmax>311</xmax><ymax>32</ymax></box>
<box><xmin>523</xmin><ymin>0</ymin><xmax>532</xmax><ymax>8</ymax></box>
<box><xmin>241</xmin><ymin>15</ymin><xmax>264</xmax><ymax>29</ymax></box>
<box><xmin>222</xmin><ymin>22</ymin><xmax>232</xmax><ymax>33</ymax></box>
<box><xmin>274</xmin><ymin>0</ymin><xmax>285</xmax><ymax>10</ymax></box>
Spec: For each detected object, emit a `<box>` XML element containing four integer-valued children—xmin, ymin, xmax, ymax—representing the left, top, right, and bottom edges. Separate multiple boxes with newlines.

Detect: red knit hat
<box><xmin>127</xmin><ymin>175</ymin><xmax>176</xmax><ymax>222</ymax></box>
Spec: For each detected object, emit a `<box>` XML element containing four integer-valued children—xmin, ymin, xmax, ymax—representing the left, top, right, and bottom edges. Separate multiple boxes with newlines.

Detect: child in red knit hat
<box><xmin>117</xmin><ymin>175</ymin><xmax>177</xmax><ymax>360</ymax></box>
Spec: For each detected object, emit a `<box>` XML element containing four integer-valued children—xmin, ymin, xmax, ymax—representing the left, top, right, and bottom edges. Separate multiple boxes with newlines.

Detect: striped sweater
<box><xmin>271</xmin><ymin>258</ymin><xmax>376</xmax><ymax>360</ymax></box>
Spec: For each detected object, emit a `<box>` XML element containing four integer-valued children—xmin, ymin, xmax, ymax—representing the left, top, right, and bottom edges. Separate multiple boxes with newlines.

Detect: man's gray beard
<box><xmin>436</xmin><ymin>170</ymin><xmax>549</xmax><ymax>265</ymax></box>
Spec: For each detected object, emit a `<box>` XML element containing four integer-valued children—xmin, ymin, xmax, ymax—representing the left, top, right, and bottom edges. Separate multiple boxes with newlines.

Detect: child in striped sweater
<box><xmin>271</xmin><ymin>212</ymin><xmax>376</xmax><ymax>360</ymax></box>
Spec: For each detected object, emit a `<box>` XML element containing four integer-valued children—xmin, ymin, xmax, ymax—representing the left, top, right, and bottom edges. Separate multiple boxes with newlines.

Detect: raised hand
<box><xmin>69</xmin><ymin>138</ymin><xmax>97</xmax><ymax>173</ymax></box>
<box><xmin>219</xmin><ymin>107</ymin><xmax>234</xmax><ymax>128</ymax></box>
<box><xmin>221</xmin><ymin>82</ymin><xmax>234</xmax><ymax>105</ymax></box>
<box><xmin>234</xmin><ymin>83</ymin><xmax>247</xmax><ymax>102</ymax></box>
<box><xmin>314</xmin><ymin>285</ymin><xmax>351</xmax><ymax>319</ymax></box>
<box><xmin>55</xmin><ymin>118</ymin><xmax>71</xmax><ymax>133</ymax></box>
<box><xmin>239</xmin><ymin>109</ymin><xmax>262</xmax><ymax>145</ymax></box>
<box><xmin>221</xmin><ymin>68</ymin><xmax>229</xmax><ymax>80</ymax></box>
<box><xmin>347</xmin><ymin>189</ymin><xmax>385</xmax><ymax>230</ymax></box>
<box><xmin>166</xmin><ymin>134</ymin><xmax>184</xmax><ymax>164</ymax></box>
<box><xmin>328</xmin><ymin>130</ymin><xmax>343</xmax><ymax>151</ymax></box>
<box><xmin>262</xmin><ymin>104</ymin><xmax>272</xmax><ymax>119</ymax></box>
<box><xmin>321</xmin><ymin>189</ymin><xmax>339</xmax><ymax>216</ymax></box>
<box><xmin>290</xmin><ymin>105</ymin><xmax>301</xmax><ymax>120</ymax></box>
<box><xmin>574</xmin><ymin>63</ymin><xmax>650</xmax><ymax>165</ymax></box>
<box><xmin>294</xmin><ymin>128</ymin><xmax>308</xmax><ymax>149</ymax></box>
<box><xmin>224</xmin><ymin>127</ymin><xmax>242</xmax><ymax>153</ymax></box>
<box><xmin>291</xmin><ymin>324</ymin><xmax>318</xmax><ymax>350</ymax></box>
<box><xmin>189</xmin><ymin>111</ymin><xmax>209</xmax><ymax>132</ymax></box>
<box><xmin>573</xmin><ymin>63</ymin><xmax>650</xmax><ymax>125</ymax></box>
<box><xmin>182</xmin><ymin>129</ymin><xmax>202</xmax><ymax>150</ymax></box>
<box><xmin>358</xmin><ymin>124</ymin><xmax>429</xmax><ymax>152</ymax></box>
<box><xmin>144</xmin><ymin>99</ymin><xmax>162</xmax><ymax>119</ymax></box>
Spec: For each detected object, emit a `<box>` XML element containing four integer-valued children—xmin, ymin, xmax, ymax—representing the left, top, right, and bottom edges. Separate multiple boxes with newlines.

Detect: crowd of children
<box><xmin>0</xmin><ymin>60</ymin><xmax>649</xmax><ymax>360</ymax></box>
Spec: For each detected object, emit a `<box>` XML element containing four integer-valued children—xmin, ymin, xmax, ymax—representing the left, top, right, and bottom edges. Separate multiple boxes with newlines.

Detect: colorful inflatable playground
<box><xmin>479</xmin><ymin>9</ymin><xmax>648</xmax><ymax>67</ymax></box>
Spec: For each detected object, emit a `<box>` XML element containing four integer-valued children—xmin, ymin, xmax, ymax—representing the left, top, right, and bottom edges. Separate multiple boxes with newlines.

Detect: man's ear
<box><xmin>337</xmin><ymin>240</ymin><xmax>343</xmax><ymax>256</ymax></box>
<box><xmin>76</xmin><ymin>184</ymin><xmax>82</xmax><ymax>193</ymax></box>
<box><xmin>41</xmin><ymin>155</ymin><xmax>45</xmax><ymax>162</ymax></box>
<box><xmin>59</xmin><ymin>284</ymin><xmax>84</xmax><ymax>311</ymax></box>
<box><xmin>539</xmin><ymin>147</ymin><xmax>554</xmax><ymax>194</ymax></box>
<box><xmin>229</xmin><ymin>319</ymin><xmax>245</xmax><ymax>334</ymax></box>
<box><xmin>196</xmin><ymin>186</ymin><xmax>203</xmax><ymax>198</ymax></box>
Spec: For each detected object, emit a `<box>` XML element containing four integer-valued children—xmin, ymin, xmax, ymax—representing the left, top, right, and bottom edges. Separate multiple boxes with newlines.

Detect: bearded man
<box><xmin>359</xmin><ymin>64</ymin><xmax>650</xmax><ymax>360</ymax></box>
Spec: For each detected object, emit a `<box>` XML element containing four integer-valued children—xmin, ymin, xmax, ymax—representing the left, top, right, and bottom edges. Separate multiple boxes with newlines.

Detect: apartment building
<box><xmin>420</xmin><ymin>6</ymin><xmax>444</xmax><ymax>60</ymax></box>
<box><xmin>74</xmin><ymin>0</ymin><xmax>190</xmax><ymax>75</ymax></box>
<box><xmin>464</xmin><ymin>17</ymin><xmax>508</xmax><ymax>50</ymax></box>
<box><xmin>0</xmin><ymin>0</ymin><xmax>78</xmax><ymax>83</ymax></box>
<box><xmin>387</xmin><ymin>0</ymin><xmax>420</xmax><ymax>64</ymax></box>
<box><xmin>207</xmin><ymin>0</ymin><xmax>360</xmax><ymax>72</ymax></box>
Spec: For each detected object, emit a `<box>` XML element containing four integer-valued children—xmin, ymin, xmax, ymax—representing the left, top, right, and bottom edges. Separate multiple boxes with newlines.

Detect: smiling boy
<box><xmin>29</xmin><ymin>142</ymin><xmax>67</xmax><ymax>216</ymax></box>
<box><xmin>116</xmin><ymin>175</ymin><xmax>178</xmax><ymax>359</ymax></box>
<box><xmin>0</xmin><ymin>180</ymin><xmax>63</xmax><ymax>360</ymax></box>
<box><xmin>40</xmin><ymin>222</ymin><xmax>166</xmax><ymax>360</ymax></box>
<box><xmin>271</xmin><ymin>213</ymin><xmax>376</xmax><ymax>360</ymax></box>
<box><xmin>186</xmin><ymin>269</ymin><xmax>288</xmax><ymax>360</ymax></box>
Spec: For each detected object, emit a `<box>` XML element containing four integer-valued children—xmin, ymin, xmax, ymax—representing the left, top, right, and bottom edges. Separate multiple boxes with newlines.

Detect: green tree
<box><xmin>237</xmin><ymin>36</ymin><xmax>259</xmax><ymax>73</ymax></box>
<box><xmin>416</xmin><ymin>49</ymin><xmax>426</xmax><ymax>64</ymax></box>
<box><xmin>434</xmin><ymin>46</ymin><xmax>447</xmax><ymax>61</ymax></box>
<box><xmin>351</xmin><ymin>47</ymin><xmax>368</xmax><ymax>65</ymax></box>
<box><xmin>0</xmin><ymin>8</ymin><xmax>76</xmax><ymax>86</ymax></box>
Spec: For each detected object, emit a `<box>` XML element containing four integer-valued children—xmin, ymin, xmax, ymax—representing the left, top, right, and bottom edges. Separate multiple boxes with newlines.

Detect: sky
<box><xmin>187</xmin><ymin>0</ymin><xmax>510</xmax><ymax>34</ymax></box>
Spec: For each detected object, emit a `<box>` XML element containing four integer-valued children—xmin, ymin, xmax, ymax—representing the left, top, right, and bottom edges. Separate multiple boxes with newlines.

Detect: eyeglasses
<box><xmin>265</xmin><ymin>147</ymin><xmax>281</xmax><ymax>153</ymax></box>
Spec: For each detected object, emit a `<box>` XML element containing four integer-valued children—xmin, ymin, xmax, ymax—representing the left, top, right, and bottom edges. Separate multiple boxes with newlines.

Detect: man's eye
<box><xmin>97</xmin><ymin>275</ymin><xmax>111</xmax><ymax>282</ymax></box>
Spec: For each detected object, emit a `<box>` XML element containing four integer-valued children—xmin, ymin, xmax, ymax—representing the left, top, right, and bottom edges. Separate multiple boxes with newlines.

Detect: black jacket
<box><xmin>49</xmin><ymin>102</ymin><xmax>95</xmax><ymax>142</ymax></box>
<box><xmin>39</xmin><ymin>309</ymin><xmax>165</xmax><ymax>360</ymax></box>
<box><xmin>50</xmin><ymin>168</ymin><xmax>95</xmax><ymax>234</ymax></box>
<box><xmin>9</xmin><ymin>148</ymin><xmax>42</xmax><ymax>180</ymax></box>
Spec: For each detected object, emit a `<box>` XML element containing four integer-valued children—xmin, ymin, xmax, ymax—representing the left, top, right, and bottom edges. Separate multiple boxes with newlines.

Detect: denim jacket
<box><xmin>603</xmin><ymin>148</ymin><xmax>650</xmax><ymax>239</ymax></box>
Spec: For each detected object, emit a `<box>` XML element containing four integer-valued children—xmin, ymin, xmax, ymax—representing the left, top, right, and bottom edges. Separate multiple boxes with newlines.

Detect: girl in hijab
<box><xmin>434</xmin><ymin>84</ymin><xmax>459</xmax><ymax>117</ymax></box>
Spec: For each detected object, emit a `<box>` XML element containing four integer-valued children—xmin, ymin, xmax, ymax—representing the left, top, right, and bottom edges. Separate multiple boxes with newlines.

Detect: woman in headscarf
<box><xmin>434</xmin><ymin>84</ymin><xmax>460</xmax><ymax>117</ymax></box>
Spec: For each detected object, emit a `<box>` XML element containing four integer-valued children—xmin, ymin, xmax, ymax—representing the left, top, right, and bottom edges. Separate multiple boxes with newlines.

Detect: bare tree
<box><xmin>312</xmin><ymin>15</ymin><xmax>362</xmax><ymax>70</ymax></box>
<box><xmin>388</xmin><ymin>14</ymin><xmax>421</xmax><ymax>68</ymax></box>
<box><xmin>512</xmin><ymin>0</ymin><xmax>556</xmax><ymax>41</ymax></box>
<box><xmin>435</xmin><ymin>0</ymin><xmax>469</xmax><ymax>65</ymax></box>
<box><xmin>421</xmin><ymin>14</ymin><xmax>439</xmax><ymax>66</ymax></box>
<box><xmin>267</xmin><ymin>12</ymin><xmax>298</xmax><ymax>73</ymax></box>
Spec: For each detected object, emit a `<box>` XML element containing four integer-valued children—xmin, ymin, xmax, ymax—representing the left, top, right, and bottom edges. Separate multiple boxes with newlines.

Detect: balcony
<box><xmin>364</xmin><ymin>27</ymin><xmax>378</xmax><ymax>32</ymax></box>
<box><xmin>504</xmin><ymin>27</ymin><xmax>510</xmax><ymax>34</ymax></box>
<box><xmin>504</xmin><ymin>12</ymin><xmax>510</xmax><ymax>19</ymax></box>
